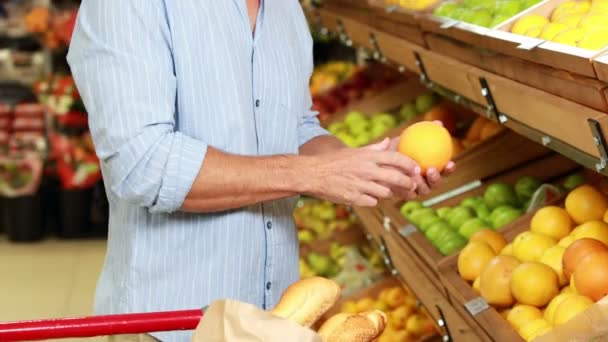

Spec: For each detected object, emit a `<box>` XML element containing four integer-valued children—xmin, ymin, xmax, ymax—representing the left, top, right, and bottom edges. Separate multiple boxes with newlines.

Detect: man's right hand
<box><xmin>301</xmin><ymin>138</ymin><xmax>420</xmax><ymax>207</ymax></box>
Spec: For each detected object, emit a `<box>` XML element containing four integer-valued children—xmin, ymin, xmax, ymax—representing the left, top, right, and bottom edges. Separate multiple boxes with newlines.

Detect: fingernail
<box><xmin>415</xmin><ymin>166</ymin><xmax>421</xmax><ymax>174</ymax></box>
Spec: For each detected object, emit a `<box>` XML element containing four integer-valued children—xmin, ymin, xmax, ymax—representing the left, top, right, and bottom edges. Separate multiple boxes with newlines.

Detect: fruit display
<box><xmin>433</xmin><ymin>0</ymin><xmax>541</xmax><ymax>28</ymax></box>
<box><xmin>310</xmin><ymin>61</ymin><xmax>357</xmax><ymax>96</ymax></box>
<box><xmin>339</xmin><ymin>284</ymin><xmax>436</xmax><ymax>341</ymax></box>
<box><xmin>386</xmin><ymin>0</ymin><xmax>443</xmax><ymax>11</ymax></box>
<box><xmin>510</xmin><ymin>0</ymin><xmax>608</xmax><ymax>50</ymax></box>
<box><xmin>400</xmin><ymin>176</ymin><xmax>543</xmax><ymax>255</ymax></box>
<box><xmin>312</xmin><ymin>63</ymin><xmax>404</xmax><ymax>123</ymax></box>
<box><xmin>456</xmin><ymin>182</ymin><xmax>608</xmax><ymax>341</ymax></box>
<box><xmin>294</xmin><ymin>198</ymin><xmax>358</xmax><ymax>243</ymax></box>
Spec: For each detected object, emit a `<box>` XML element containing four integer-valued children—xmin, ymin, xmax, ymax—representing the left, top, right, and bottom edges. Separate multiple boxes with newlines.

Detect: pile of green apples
<box><xmin>294</xmin><ymin>199</ymin><xmax>357</xmax><ymax>243</ymax></box>
<box><xmin>433</xmin><ymin>0</ymin><xmax>542</xmax><ymax>28</ymax></box>
<box><xmin>400</xmin><ymin>176</ymin><xmax>543</xmax><ymax>255</ymax></box>
<box><xmin>327</xmin><ymin>92</ymin><xmax>439</xmax><ymax>148</ymax></box>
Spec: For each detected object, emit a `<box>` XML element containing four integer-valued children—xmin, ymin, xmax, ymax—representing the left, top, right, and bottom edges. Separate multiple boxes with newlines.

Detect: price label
<box><xmin>517</xmin><ymin>39</ymin><xmax>543</xmax><ymax>50</ymax></box>
<box><xmin>383</xmin><ymin>217</ymin><xmax>392</xmax><ymax>232</ymax></box>
<box><xmin>465</xmin><ymin>297</ymin><xmax>489</xmax><ymax>316</ymax></box>
<box><xmin>385</xmin><ymin>4</ymin><xmax>399</xmax><ymax>13</ymax></box>
<box><xmin>400</xmin><ymin>224</ymin><xmax>417</xmax><ymax>237</ymax></box>
<box><xmin>440</xmin><ymin>19</ymin><xmax>459</xmax><ymax>29</ymax></box>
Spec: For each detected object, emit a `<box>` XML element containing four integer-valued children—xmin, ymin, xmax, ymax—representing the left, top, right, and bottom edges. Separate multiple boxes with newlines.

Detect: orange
<box><xmin>531</xmin><ymin>206</ymin><xmax>573</xmax><ymax>240</ymax></box>
<box><xmin>604</xmin><ymin>209</ymin><xmax>608</xmax><ymax>224</ymax></box>
<box><xmin>465</xmin><ymin>117</ymin><xmax>487</xmax><ymax>141</ymax></box>
<box><xmin>423</xmin><ymin>105</ymin><xmax>456</xmax><ymax>134</ymax></box>
<box><xmin>573</xmin><ymin>250</ymin><xmax>608</xmax><ymax>301</ymax></box>
<box><xmin>480</xmin><ymin>255</ymin><xmax>521</xmax><ymax>307</ymax></box>
<box><xmin>458</xmin><ymin>241</ymin><xmax>496</xmax><ymax>281</ymax></box>
<box><xmin>571</xmin><ymin>220</ymin><xmax>608</xmax><ymax>245</ymax></box>
<box><xmin>565</xmin><ymin>185</ymin><xmax>608</xmax><ymax>224</ymax></box>
<box><xmin>513</xmin><ymin>231</ymin><xmax>557</xmax><ymax>262</ymax></box>
<box><xmin>506</xmin><ymin>304</ymin><xmax>543</xmax><ymax>332</ymax></box>
<box><xmin>479</xmin><ymin>121</ymin><xmax>503</xmax><ymax>140</ymax></box>
<box><xmin>470</xmin><ymin>229</ymin><xmax>508</xmax><ymax>254</ymax></box>
<box><xmin>544</xmin><ymin>293</ymin><xmax>575</xmax><ymax>324</ymax></box>
<box><xmin>563</xmin><ymin>238</ymin><xmax>608</xmax><ymax>279</ymax></box>
<box><xmin>539</xmin><ymin>245</ymin><xmax>568</xmax><ymax>286</ymax></box>
<box><xmin>518</xmin><ymin>319</ymin><xmax>552</xmax><ymax>342</ymax></box>
<box><xmin>510</xmin><ymin>262</ymin><xmax>560</xmax><ymax>307</ymax></box>
<box><xmin>399</xmin><ymin>121</ymin><xmax>453</xmax><ymax>173</ymax></box>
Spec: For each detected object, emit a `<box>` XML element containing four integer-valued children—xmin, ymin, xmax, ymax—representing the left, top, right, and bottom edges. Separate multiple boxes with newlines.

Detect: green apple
<box><xmin>439</xmin><ymin>235</ymin><xmax>468</xmax><ymax>256</ymax></box>
<box><xmin>468</xmin><ymin>9</ymin><xmax>493</xmax><ymax>27</ymax></box>
<box><xmin>447</xmin><ymin>206</ymin><xmax>476</xmax><ymax>229</ymax></box>
<box><xmin>409</xmin><ymin>208</ymin><xmax>437</xmax><ymax>225</ymax></box>
<box><xmin>328</xmin><ymin>122</ymin><xmax>346</xmax><ymax>135</ymax></box>
<box><xmin>344</xmin><ymin>111</ymin><xmax>367</xmax><ymax>126</ymax></box>
<box><xmin>458</xmin><ymin>218</ymin><xmax>489</xmax><ymax>238</ymax></box>
<box><xmin>563</xmin><ymin>173</ymin><xmax>586</xmax><ymax>191</ymax></box>
<box><xmin>307</xmin><ymin>252</ymin><xmax>334</xmax><ymax>275</ymax></box>
<box><xmin>434</xmin><ymin>1</ymin><xmax>460</xmax><ymax>17</ymax></box>
<box><xmin>425</xmin><ymin>224</ymin><xmax>450</xmax><ymax>242</ymax></box>
<box><xmin>341</xmin><ymin>135</ymin><xmax>357</xmax><ymax>147</ymax></box>
<box><xmin>522</xmin><ymin>0</ymin><xmax>541</xmax><ymax>8</ymax></box>
<box><xmin>400</xmin><ymin>201</ymin><xmax>424</xmax><ymax>218</ymax></box>
<box><xmin>515</xmin><ymin>176</ymin><xmax>542</xmax><ymax>202</ymax></box>
<box><xmin>491</xmin><ymin>208</ymin><xmax>523</xmax><ymax>229</ymax></box>
<box><xmin>371</xmin><ymin>113</ymin><xmax>397</xmax><ymax>128</ymax></box>
<box><xmin>460</xmin><ymin>196</ymin><xmax>484</xmax><ymax>208</ymax></box>
<box><xmin>434</xmin><ymin>229</ymin><xmax>461</xmax><ymax>246</ymax></box>
<box><xmin>473</xmin><ymin>202</ymin><xmax>492</xmax><ymax>220</ymax></box>
<box><xmin>370</xmin><ymin>123</ymin><xmax>389</xmax><ymax>139</ymax></box>
<box><xmin>490</xmin><ymin>14</ymin><xmax>512</xmax><ymax>27</ymax></box>
<box><xmin>316</xmin><ymin>205</ymin><xmax>336</xmax><ymax>221</ymax></box>
<box><xmin>450</xmin><ymin>8</ymin><xmax>469</xmax><ymax>20</ymax></box>
<box><xmin>348</xmin><ymin>120</ymin><xmax>370</xmax><ymax>135</ymax></box>
<box><xmin>484</xmin><ymin>183</ymin><xmax>519</xmax><ymax>209</ymax></box>
<box><xmin>463</xmin><ymin>0</ymin><xmax>495</xmax><ymax>9</ymax></box>
<box><xmin>426</xmin><ymin>221</ymin><xmax>453</xmax><ymax>239</ymax></box>
<box><xmin>298</xmin><ymin>230</ymin><xmax>315</xmax><ymax>243</ymax></box>
<box><xmin>399</xmin><ymin>103</ymin><xmax>419</xmax><ymax>122</ymax></box>
<box><xmin>415</xmin><ymin>93</ymin><xmax>439</xmax><ymax>114</ymax></box>
<box><xmin>419</xmin><ymin>216</ymin><xmax>444</xmax><ymax>232</ymax></box>
<box><xmin>436</xmin><ymin>207</ymin><xmax>452</xmax><ymax>219</ymax></box>
<box><xmin>353</xmin><ymin>132</ymin><xmax>372</xmax><ymax>147</ymax></box>
<box><xmin>495</xmin><ymin>0</ymin><xmax>523</xmax><ymax>17</ymax></box>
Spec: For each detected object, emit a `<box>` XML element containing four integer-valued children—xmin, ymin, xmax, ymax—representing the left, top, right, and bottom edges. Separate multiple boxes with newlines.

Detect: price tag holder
<box><xmin>385</xmin><ymin>4</ymin><xmax>399</xmax><ymax>13</ymax></box>
<box><xmin>422</xmin><ymin>180</ymin><xmax>482</xmax><ymax>207</ymax></box>
<box><xmin>465</xmin><ymin>297</ymin><xmax>490</xmax><ymax>316</ymax></box>
<box><xmin>399</xmin><ymin>224</ymin><xmax>417</xmax><ymax>237</ymax></box>
<box><xmin>517</xmin><ymin>39</ymin><xmax>544</xmax><ymax>50</ymax></box>
<box><xmin>440</xmin><ymin>19</ymin><xmax>459</xmax><ymax>29</ymax></box>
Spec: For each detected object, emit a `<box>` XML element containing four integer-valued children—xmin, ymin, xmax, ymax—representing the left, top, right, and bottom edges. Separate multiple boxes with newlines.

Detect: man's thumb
<box><xmin>364</xmin><ymin>137</ymin><xmax>390</xmax><ymax>151</ymax></box>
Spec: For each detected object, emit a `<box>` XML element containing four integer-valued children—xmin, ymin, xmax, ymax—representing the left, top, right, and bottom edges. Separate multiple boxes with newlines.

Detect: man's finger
<box><xmin>443</xmin><ymin>161</ymin><xmax>456</xmax><ymax>175</ymax></box>
<box><xmin>374</xmin><ymin>151</ymin><xmax>420</xmax><ymax>175</ymax></box>
<box><xmin>413</xmin><ymin>173</ymin><xmax>431</xmax><ymax>196</ymax></box>
<box><xmin>364</xmin><ymin>137</ymin><xmax>390</xmax><ymax>151</ymax></box>
<box><xmin>426</xmin><ymin>168</ymin><xmax>442</xmax><ymax>186</ymax></box>
<box><xmin>388</xmin><ymin>137</ymin><xmax>400</xmax><ymax>151</ymax></box>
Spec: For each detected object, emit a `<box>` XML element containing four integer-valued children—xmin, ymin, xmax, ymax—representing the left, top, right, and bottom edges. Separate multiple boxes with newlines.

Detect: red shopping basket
<box><xmin>0</xmin><ymin>309</ymin><xmax>204</xmax><ymax>341</ymax></box>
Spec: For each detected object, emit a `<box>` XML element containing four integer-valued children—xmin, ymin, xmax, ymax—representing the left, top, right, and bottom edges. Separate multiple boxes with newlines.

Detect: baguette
<box><xmin>317</xmin><ymin>310</ymin><xmax>387</xmax><ymax>342</ymax></box>
<box><xmin>270</xmin><ymin>277</ymin><xmax>342</xmax><ymax>327</ymax></box>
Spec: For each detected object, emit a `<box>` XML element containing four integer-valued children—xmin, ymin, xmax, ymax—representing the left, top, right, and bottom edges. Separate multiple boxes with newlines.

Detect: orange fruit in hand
<box><xmin>399</xmin><ymin>122</ymin><xmax>453</xmax><ymax>174</ymax></box>
<box><xmin>565</xmin><ymin>185</ymin><xmax>608</xmax><ymax>224</ymax></box>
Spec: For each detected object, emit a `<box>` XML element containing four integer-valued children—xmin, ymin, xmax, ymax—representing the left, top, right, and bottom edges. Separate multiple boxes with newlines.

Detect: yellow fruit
<box><xmin>511</xmin><ymin>262</ymin><xmax>560</xmax><ymax>307</ymax></box>
<box><xmin>591</xmin><ymin>0</ymin><xmax>608</xmax><ymax>12</ymax></box>
<box><xmin>470</xmin><ymin>229</ymin><xmax>507</xmax><ymax>254</ymax></box>
<box><xmin>571</xmin><ymin>220</ymin><xmax>608</xmax><ymax>245</ymax></box>
<box><xmin>524</xmin><ymin>26</ymin><xmax>544</xmax><ymax>38</ymax></box>
<box><xmin>552</xmin><ymin>28</ymin><xmax>586</xmax><ymax>45</ymax></box>
<box><xmin>500</xmin><ymin>243</ymin><xmax>514</xmax><ymax>256</ymax></box>
<box><xmin>553</xmin><ymin>294</ymin><xmax>593</xmax><ymax>325</ymax></box>
<box><xmin>356</xmin><ymin>298</ymin><xmax>376</xmax><ymax>312</ymax></box>
<box><xmin>573</xmin><ymin>250</ymin><xmax>608</xmax><ymax>301</ymax></box>
<box><xmin>604</xmin><ymin>209</ymin><xmax>608</xmax><ymax>224</ymax></box>
<box><xmin>473</xmin><ymin>276</ymin><xmax>481</xmax><ymax>294</ymax></box>
<box><xmin>561</xmin><ymin>286</ymin><xmax>574</xmax><ymax>294</ymax></box>
<box><xmin>341</xmin><ymin>301</ymin><xmax>358</xmax><ymax>313</ymax></box>
<box><xmin>578</xmin><ymin>29</ymin><xmax>608</xmax><ymax>50</ymax></box>
<box><xmin>507</xmin><ymin>304</ymin><xmax>543</xmax><ymax>332</ymax></box>
<box><xmin>385</xmin><ymin>287</ymin><xmax>406</xmax><ymax>309</ymax></box>
<box><xmin>565</xmin><ymin>185</ymin><xmax>608</xmax><ymax>224</ymax></box>
<box><xmin>557</xmin><ymin>14</ymin><xmax>586</xmax><ymax>28</ymax></box>
<box><xmin>513</xmin><ymin>231</ymin><xmax>557</xmax><ymax>262</ymax></box>
<box><xmin>539</xmin><ymin>245</ymin><xmax>568</xmax><ymax>286</ymax></box>
<box><xmin>559</xmin><ymin>235</ymin><xmax>576</xmax><ymax>248</ymax></box>
<box><xmin>578</xmin><ymin>13</ymin><xmax>608</xmax><ymax>29</ymax></box>
<box><xmin>512</xmin><ymin>15</ymin><xmax>550</xmax><ymax>35</ymax></box>
<box><xmin>399</xmin><ymin>122</ymin><xmax>453</xmax><ymax>173</ymax></box>
<box><xmin>390</xmin><ymin>305</ymin><xmax>413</xmax><ymax>330</ymax></box>
<box><xmin>551</xmin><ymin>1</ymin><xmax>591</xmax><ymax>21</ymax></box>
<box><xmin>378</xmin><ymin>288</ymin><xmax>391</xmax><ymax>304</ymax></box>
<box><xmin>531</xmin><ymin>206</ymin><xmax>573</xmax><ymax>240</ymax></box>
<box><xmin>373</xmin><ymin>300</ymin><xmax>390</xmax><ymax>312</ymax></box>
<box><xmin>544</xmin><ymin>293</ymin><xmax>575</xmax><ymax>324</ymax></box>
<box><xmin>480</xmin><ymin>255</ymin><xmax>521</xmax><ymax>307</ymax></box>
<box><xmin>458</xmin><ymin>241</ymin><xmax>496</xmax><ymax>281</ymax></box>
<box><xmin>518</xmin><ymin>319</ymin><xmax>552</xmax><ymax>342</ymax></box>
<box><xmin>540</xmin><ymin>22</ymin><xmax>570</xmax><ymax>40</ymax></box>
<box><xmin>391</xmin><ymin>330</ymin><xmax>411</xmax><ymax>341</ymax></box>
<box><xmin>500</xmin><ymin>308</ymin><xmax>511</xmax><ymax>320</ymax></box>
<box><xmin>405</xmin><ymin>313</ymin><xmax>428</xmax><ymax>336</ymax></box>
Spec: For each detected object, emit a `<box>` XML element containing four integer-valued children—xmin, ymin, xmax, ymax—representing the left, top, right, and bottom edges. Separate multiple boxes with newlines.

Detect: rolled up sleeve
<box><xmin>67</xmin><ymin>0</ymin><xmax>206</xmax><ymax>213</ymax></box>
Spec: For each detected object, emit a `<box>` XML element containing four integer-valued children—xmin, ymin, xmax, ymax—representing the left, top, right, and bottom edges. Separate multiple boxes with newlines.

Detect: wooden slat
<box><xmin>593</xmin><ymin>53</ymin><xmax>608</xmax><ymax>83</ymax></box>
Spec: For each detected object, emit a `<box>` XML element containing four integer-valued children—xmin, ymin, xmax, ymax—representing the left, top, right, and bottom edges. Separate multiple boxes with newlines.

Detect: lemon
<box><xmin>578</xmin><ymin>29</ymin><xmax>608</xmax><ymax>50</ymax></box>
<box><xmin>558</xmin><ymin>14</ymin><xmax>586</xmax><ymax>27</ymax></box>
<box><xmin>553</xmin><ymin>294</ymin><xmax>593</xmax><ymax>325</ymax></box>
<box><xmin>552</xmin><ymin>28</ymin><xmax>586</xmax><ymax>46</ymax></box>
<box><xmin>544</xmin><ymin>293</ymin><xmax>574</xmax><ymax>324</ymax></box>
<box><xmin>551</xmin><ymin>1</ymin><xmax>591</xmax><ymax>21</ymax></box>
<box><xmin>518</xmin><ymin>319</ymin><xmax>552</xmax><ymax>341</ymax></box>
<box><xmin>540</xmin><ymin>22</ymin><xmax>570</xmax><ymax>40</ymax></box>
<box><xmin>512</xmin><ymin>15</ymin><xmax>550</xmax><ymax>35</ymax></box>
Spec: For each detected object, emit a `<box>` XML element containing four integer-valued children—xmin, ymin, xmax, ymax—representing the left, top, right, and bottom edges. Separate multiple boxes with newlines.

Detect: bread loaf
<box><xmin>317</xmin><ymin>310</ymin><xmax>387</xmax><ymax>342</ymax></box>
<box><xmin>270</xmin><ymin>277</ymin><xmax>341</xmax><ymax>327</ymax></box>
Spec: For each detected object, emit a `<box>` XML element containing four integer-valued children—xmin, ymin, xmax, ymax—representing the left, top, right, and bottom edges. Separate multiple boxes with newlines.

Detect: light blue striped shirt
<box><xmin>67</xmin><ymin>1</ymin><xmax>328</xmax><ymax>340</ymax></box>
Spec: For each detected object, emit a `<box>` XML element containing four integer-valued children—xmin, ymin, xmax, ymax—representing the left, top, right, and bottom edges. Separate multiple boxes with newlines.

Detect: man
<box><xmin>67</xmin><ymin>0</ymin><xmax>453</xmax><ymax>340</ymax></box>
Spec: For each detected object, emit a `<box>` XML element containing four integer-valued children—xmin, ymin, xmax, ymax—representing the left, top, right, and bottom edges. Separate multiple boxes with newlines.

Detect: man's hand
<box><xmin>387</xmin><ymin>120</ymin><xmax>455</xmax><ymax>199</ymax></box>
<box><xmin>301</xmin><ymin>138</ymin><xmax>419</xmax><ymax>207</ymax></box>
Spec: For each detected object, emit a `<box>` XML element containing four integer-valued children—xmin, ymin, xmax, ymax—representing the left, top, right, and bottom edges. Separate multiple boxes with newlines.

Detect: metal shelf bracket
<box><xmin>435</xmin><ymin>305</ymin><xmax>454</xmax><ymax>342</ymax></box>
<box><xmin>414</xmin><ymin>52</ymin><xmax>431</xmax><ymax>87</ymax></box>
<box><xmin>588</xmin><ymin>118</ymin><xmax>608</xmax><ymax>172</ymax></box>
<box><xmin>379</xmin><ymin>236</ymin><xmax>405</xmax><ymax>283</ymax></box>
<box><xmin>336</xmin><ymin>19</ymin><xmax>352</xmax><ymax>47</ymax></box>
<box><xmin>479</xmin><ymin>77</ymin><xmax>503</xmax><ymax>122</ymax></box>
<box><xmin>369</xmin><ymin>32</ymin><xmax>386</xmax><ymax>63</ymax></box>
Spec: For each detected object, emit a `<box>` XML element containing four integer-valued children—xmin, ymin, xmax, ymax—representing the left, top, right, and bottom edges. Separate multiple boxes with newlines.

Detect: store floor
<box><xmin>0</xmin><ymin>237</ymin><xmax>107</xmax><ymax>341</ymax></box>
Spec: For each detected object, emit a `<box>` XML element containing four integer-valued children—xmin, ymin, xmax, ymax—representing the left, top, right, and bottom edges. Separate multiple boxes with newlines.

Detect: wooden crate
<box><xmin>424</xmin><ymin>34</ymin><xmax>608</xmax><ymax>112</ymax></box>
<box><xmin>353</xmin><ymin>206</ymin><xmax>387</xmax><ymax>246</ymax></box>
<box><xmin>380</xmin><ymin>154</ymin><xmax>579</xmax><ymax>281</ymax></box>
<box><xmin>466</xmin><ymin>67</ymin><xmax>608</xmax><ymax>159</ymax></box>
<box><xmin>593</xmin><ymin>52</ymin><xmax>608</xmax><ymax>84</ymax></box>
<box><xmin>436</xmin><ymin>216</ymin><xmax>530</xmax><ymax>342</ymax></box>
<box><xmin>366</xmin><ymin>0</ymin><xmax>429</xmax><ymax>46</ymax></box>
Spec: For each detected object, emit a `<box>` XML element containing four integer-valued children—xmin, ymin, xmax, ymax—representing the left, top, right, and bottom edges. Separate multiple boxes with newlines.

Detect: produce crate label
<box><xmin>440</xmin><ymin>20</ymin><xmax>459</xmax><ymax>29</ymax></box>
<box><xmin>385</xmin><ymin>5</ymin><xmax>398</xmax><ymax>13</ymax></box>
<box><xmin>422</xmin><ymin>180</ymin><xmax>482</xmax><ymax>207</ymax></box>
<box><xmin>465</xmin><ymin>297</ymin><xmax>489</xmax><ymax>316</ymax></box>
<box><xmin>399</xmin><ymin>224</ymin><xmax>417</xmax><ymax>237</ymax></box>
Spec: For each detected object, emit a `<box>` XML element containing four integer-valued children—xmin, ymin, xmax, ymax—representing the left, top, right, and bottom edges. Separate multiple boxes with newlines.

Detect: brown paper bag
<box><xmin>534</xmin><ymin>296</ymin><xmax>608</xmax><ymax>342</ymax></box>
<box><xmin>191</xmin><ymin>299</ymin><xmax>324</xmax><ymax>342</ymax></box>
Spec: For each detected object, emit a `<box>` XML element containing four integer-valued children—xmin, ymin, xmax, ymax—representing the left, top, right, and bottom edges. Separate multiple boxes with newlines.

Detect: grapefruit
<box><xmin>513</xmin><ymin>231</ymin><xmax>557</xmax><ymax>262</ymax></box>
<box><xmin>553</xmin><ymin>294</ymin><xmax>593</xmax><ymax>326</ymax></box>
<box><xmin>518</xmin><ymin>319</ymin><xmax>552</xmax><ymax>342</ymax></box>
<box><xmin>565</xmin><ymin>185</ymin><xmax>608</xmax><ymax>224</ymax></box>
<box><xmin>570</xmin><ymin>220</ymin><xmax>608</xmax><ymax>245</ymax></box>
<box><xmin>506</xmin><ymin>304</ymin><xmax>543</xmax><ymax>332</ymax></box>
<box><xmin>544</xmin><ymin>293</ymin><xmax>575</xmax><ymax>324</ymax></box>
<box><xmin>470</xmin><ymin>229</ymin><xmax>507</xmax><ymax>254</ymax></box>
<box><xmin>539</xmin><ymin>245</ymin><xmax>568</xmax><ymax>286</ymax></box>
<box><xmin>399</xmin><ymin>122</ymin><xmax>453</xmax><ymax>174</ymax></box>
<box><xmin>573</xmin><ymin>250</ymin><xmax>608</xmax><ymax>301</ymax></box>
<box><xmin>479</xmin><ymin>255</ymin><xmax>521</xmax><ymax>307</ymax></box>
<box><xmin>458</xmin><ymin>241</ymin><xmax>496</xmax><ymax>281</ymax></box>
<box><xmin>530</xmin><ymin>206</ymin><xmax>573</xmax><ymax>240</ymax></box>
<box><xmin>562</xmin><ymin>237</ymin><xmax>608</xmax><ymax>279</ymax></box>
<box><xmin>510</xmin><ymin>262</ymin><xmax>560</xmax><ymax>307</ymax></box>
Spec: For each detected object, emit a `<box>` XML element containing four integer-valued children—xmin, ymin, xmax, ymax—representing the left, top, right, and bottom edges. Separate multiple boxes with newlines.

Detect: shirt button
<box><xmin>266</xmin><ymin>282</ymin><xmax>272</xmax><ymax>290</ymax></box>
<box><xmin>255</xmin><ymin>99</ymin><xmax>260</xmax><ymax>107</ymax></box>
<box><xmin>266</xmin><ymin>221</ymin><xmax>272</xmax><ymax>229</ymax></box>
